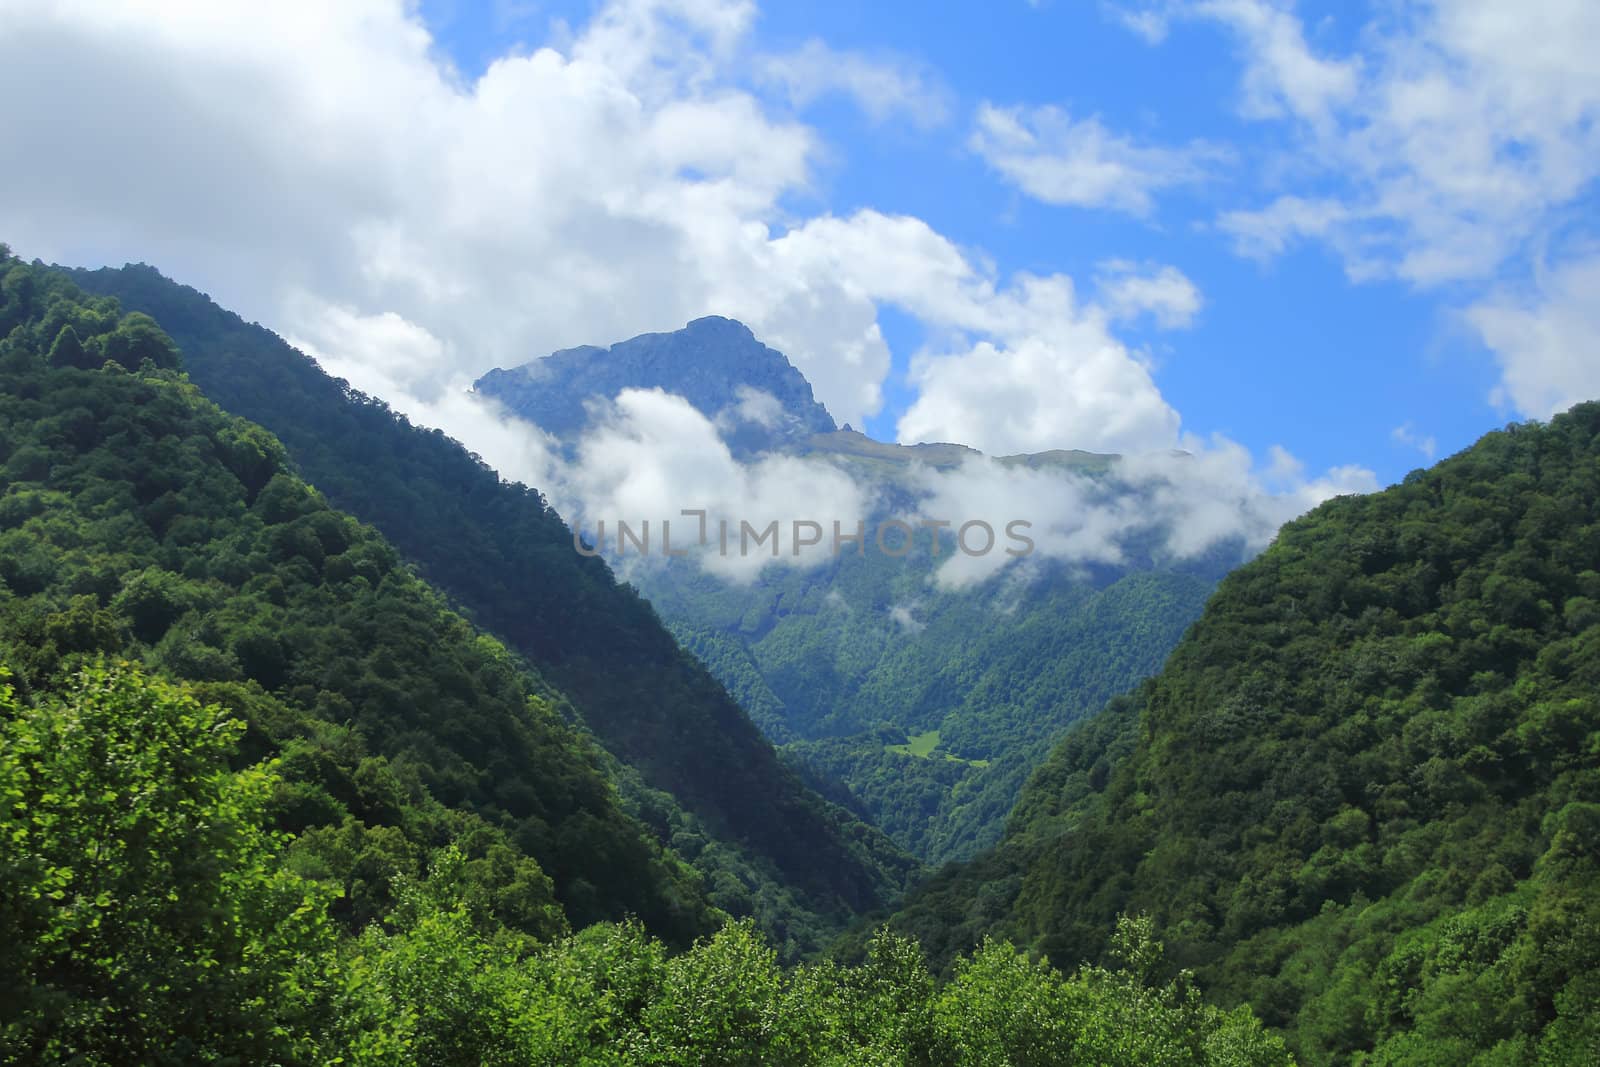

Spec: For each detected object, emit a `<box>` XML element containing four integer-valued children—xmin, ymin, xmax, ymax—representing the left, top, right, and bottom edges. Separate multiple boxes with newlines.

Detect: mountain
<box><xmin>2</xmin><ymin>247</ymin><xmax>1293</xmax><ymax>1066</ymax></box>
<box><xmin>474</xmin><ymin>317</ymin><xmax>1237</xmax><ymax>864</ymax></box>
<box><xmin>0</xmin><ymin>255</ymin><xmax>714</xmax><ymax>942</ymax></box>
<box><xmin>66</xmin><ymin>261</ymin><xmax>916</xmax><ymax>959</ymax></box>
<box><xmin>890</xmin><ymin>403</ymin><xmax>1600</xmax><ymax>1062</ymax></box>
<box><xmin>475</xmin><ymin>315</ymin><xmax>836</xmax><ymax>456</ymax></box>
<box><xmin>648</xmin><ymin>549</ymin><xmax>1220</xmax><ymax>864</ymax></box>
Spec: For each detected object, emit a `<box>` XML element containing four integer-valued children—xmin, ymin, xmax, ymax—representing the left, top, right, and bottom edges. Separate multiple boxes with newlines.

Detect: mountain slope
<box><xmin>1</xmin><ymin>250</ymin><xmax>1294</xmax><ymax>1066</ymax></box>
<box><xmin>646</xmin><ymin>548</ymin><xmax>1218</xmax><ymax>863</ymax></box>
<box><xmin>0</xmin><ymin>253</ymin><xmax>714</xmax><ymax>942</ymax></box>
<box><xmin>473</xmin><ymin>316</ymin><xmax>1232</xmax><ymax>863</ymax></box>
<box><xmin>476</xmin><ymin>314</ymin><xmax>835</xmax><ymax>455</ymax></box>
<box><xmin>67</xmin><ymin>261</ymin><xmax>916</xmax><ymax>955</ymax></box>
<box><xmin>893</xmin><ymin>404</ymin><xmax>1600</xmax><ymax>1062</ymax></box>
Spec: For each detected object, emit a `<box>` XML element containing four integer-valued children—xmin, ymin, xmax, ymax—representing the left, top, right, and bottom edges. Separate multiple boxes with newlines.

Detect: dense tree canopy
<box><xmin>653</xmin><ymin>559</ymin><xmax>1217</xmax><ymax>863</ymax></box>
<box><xmin>0</xmin><ymin>664</ymin><xmax>1291</xmax><ymax>1066</ymax></box>
<box><xmin>893</xmin><ymin>402</ymin><xmax>1600</xmax><ymax>1063</ymax></box>
<box><xmin>1</xmin><ymin>253</ymin><xmax>717</xmax><ymax>942</ymax></box>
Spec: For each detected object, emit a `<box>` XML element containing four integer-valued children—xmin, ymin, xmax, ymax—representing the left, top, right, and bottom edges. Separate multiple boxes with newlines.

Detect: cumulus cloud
<box><xmin>895</xmin><ymin>273</ymin><xmax>1182</xmax><ymax>456</ymax></box>
<box><xmin>758</xmin><ymin>39</ymin><xmax>949</xmax><ymax>127</ymax></box>
<box><xmin>969</xmin><ymin>103</ymin><xmax>1216</xmax><ymax>216</ymax></box>
<box><xmin>1466</xmin><ymin>252</ymin><xmax>1600</xmax><ymax>418</ymax></box>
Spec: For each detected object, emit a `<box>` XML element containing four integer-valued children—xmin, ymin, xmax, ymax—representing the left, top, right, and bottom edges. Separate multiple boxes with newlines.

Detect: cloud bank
<box><xmin>0</xmin><ymin>0</ymin><xmax>1383</xmax><ymax>590</ymax></box>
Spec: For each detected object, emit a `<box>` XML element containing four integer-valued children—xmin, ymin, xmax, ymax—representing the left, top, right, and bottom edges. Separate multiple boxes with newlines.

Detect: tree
<box><xmin>100</xmin><ymin>311</ymin><xmax>181</xmax><ymax>370</ymax></box>
<box><xmin>45</xmin><ymin>325</ymin><xmax>89</xmax><ymax>369</ymax></box>
<box><xmin>0</xmin><ymin>663</ymin><xmax>338</xmax><ymax>1065</ymax></box>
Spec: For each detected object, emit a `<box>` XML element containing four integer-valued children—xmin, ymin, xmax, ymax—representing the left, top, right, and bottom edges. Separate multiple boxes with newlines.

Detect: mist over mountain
<box><xmin>473</xmin><ymin>316</ymin><xmax>1256</xmax><ymax>863</ymax></box>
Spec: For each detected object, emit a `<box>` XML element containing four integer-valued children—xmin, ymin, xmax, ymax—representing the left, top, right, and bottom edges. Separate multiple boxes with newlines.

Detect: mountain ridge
<box><xmin>475</xmin><ymin>314</ymin><xmax>837</xmax><ymax>457</ymax></box>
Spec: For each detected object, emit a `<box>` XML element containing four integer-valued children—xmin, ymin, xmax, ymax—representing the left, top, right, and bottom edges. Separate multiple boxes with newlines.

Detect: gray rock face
<box><xmin>474</xmin><ymin>316</ymin><xmax>836</xmax><ymax>455</ymax></box>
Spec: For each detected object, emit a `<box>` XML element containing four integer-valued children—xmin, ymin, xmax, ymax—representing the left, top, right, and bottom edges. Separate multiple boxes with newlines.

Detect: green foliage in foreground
<box><xmin>1</xmin><ymin>663</ymin><xmax>1293</xmax><ymax>1066</ymax></box>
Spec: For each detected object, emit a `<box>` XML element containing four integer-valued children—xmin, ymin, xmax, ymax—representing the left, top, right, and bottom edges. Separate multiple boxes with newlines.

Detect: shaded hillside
<box><xmin>67</xmin><ymin>260</ymin><xmax>916</xmax><ymax>953</ymax></box>
<box><xmin>893</xmin><ymin>403</ymin><xmax>1600</xmax><ymax>1062</ymax></box>
<box><xmin>649</xmin><ymin>552</ymin><xmax>1217</xmax><ymax>864</ymax></box>
<box><xmin>0</xmin><ymin>253</ymin><xmax>713</xmax><ymax>941</ymax></box>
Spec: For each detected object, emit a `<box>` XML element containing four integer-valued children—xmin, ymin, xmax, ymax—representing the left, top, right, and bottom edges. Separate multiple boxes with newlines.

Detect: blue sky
<box><xmin>2</xmin><ymin>0</ymin><xmax>1596</xmax><ymax>508</ymax></box>
<box><xmin>406</xmin><ymin>0</ymin><xmax>1582</xmax><ymax>486</ymax></box>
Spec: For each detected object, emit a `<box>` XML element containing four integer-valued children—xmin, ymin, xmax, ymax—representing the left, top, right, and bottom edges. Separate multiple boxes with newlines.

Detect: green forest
<box><xmin>67</xmin><ymin>259</ymin><xmax>920</xmax><ymax>961</ymax></box>
<box><xmin>0</xmin><ymin>253</ymin><xmax>1290</xmax><ymax>1062</ymax></box>
<box><xmin>645</xmin><ymin>544</ymin><xmax>1220</xmax><ymax>864</ymax></box>
<box><xmin>891</xmin><ymin>401</ymin><xmax>1600</xmax><ymax>1062</ymax></box>
<box><xmin>3</xmin><ymin>246</ymin><xmax>1597</xmax><ymax>1064</ymax></box>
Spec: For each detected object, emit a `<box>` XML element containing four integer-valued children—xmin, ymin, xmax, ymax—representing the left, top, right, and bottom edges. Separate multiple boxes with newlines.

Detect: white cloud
<box><xmin>716</xmin><ymin>385</ymin><xmax>786</xmax><ymax>430</ymax></box>
<box><xmin>1178</xmin><ymin>0</ymin><xmax>1600</xmax><ymax>289</ymax></box>
<box><xmin>1095</xmin><ymin>261</ymin><xmax>1203</xmax><ymax>328</ymax></box>
<box><xmin>559</xmin><ymin>388</ymin><xmax>874</xmax><ymax>582</ymax></box>
<box><xmin>887</xmin><ymin>603</ymin><xmax>926</xmax><ymax>634</ymax></box>
<box><xmin>287</xmin><ymin>304</ymin><xmax>562</xmax><ymax>487</ymax></box>
<box><xmin>758</xmin><ymin>39</ymin><xmax>948</xmax><ymax>128</ymax></box>
<box><xmin>1192</xmin><ymin>0</ymin><xmax>1359</xmax><ymax>125</ymax></box>
<box><xmin>896</xmin><ymin>273</ymin><xmax>1182</xmax><ymax>456</ymax></box>
<box><xmin>969</xmin><ymin>103</ymin><xmax>1215</xmax><ymax>216</ymax></box>
<box><xmin>1105</xmin><ymin>4</ymin><xmax>1169</xmax><ymax>44</ymax></box>
<box><xmin>1215</xmin><ymin>195</ymin><xmax>1350</xmax><ymax>263</ymax></box>
<box><xmin>1466</xmin><ymin>252</ymin><xmax>1600</xmax><ymax>419</ymax></box>
<box><xmin>911</xmin><ymin>444</ymin><xmax>1376</xmax><ymax>589</ymax></box>
<box><xmin>0</xmin><ymin>0</ymin><xmax>1378</xmax><ymax>587</ymax></box>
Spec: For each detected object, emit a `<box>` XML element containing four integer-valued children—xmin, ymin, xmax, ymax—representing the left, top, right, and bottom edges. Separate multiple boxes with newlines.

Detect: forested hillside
<box><xmin>67</xmin><ymin>259</ymin><xmax>917</xmax><ymax>954</ymax></box>
<box><xmin>893</xmin><ymin>403</ymin><xmax>1600</xmax><ymax>1063</ymax></box>
<box><xmin>0</xmin><ymin>253</ymin><xmax>718</xmax><ymax>940</ymax></box>
<box><xmin>645</xmin><ymin>551</ymin><xmax>1217</xmax><ymax>863</ymax></box>
<box><xmin>473</xmin><ymin>316</ymin><xmax>1228</xmax><ymax>865</ymax></box>
<box><xmin>0</xmin><ymin>249</ymin><xmax>1296</xmax><ymax>1065</ymax></box>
